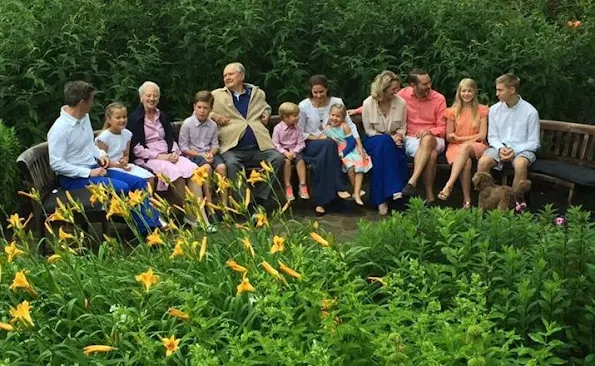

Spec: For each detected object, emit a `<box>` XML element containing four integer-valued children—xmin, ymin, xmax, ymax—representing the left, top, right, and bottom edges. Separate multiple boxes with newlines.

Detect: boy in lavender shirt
<box><xmin>273</xmin><ymin>102</ymin><xmax>309</xmax><ymax>201</ymax></box>
<box><xmin>179</xmin><ymin>90</ymin><xmax>227</xmax><ymax>204</ymax></box>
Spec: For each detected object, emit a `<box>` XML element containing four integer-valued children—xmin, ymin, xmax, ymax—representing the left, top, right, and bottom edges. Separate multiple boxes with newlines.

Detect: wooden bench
<box><xmin>502</xmin><ymin>120</ymin><xmax>595</xmax><ymax>205</ymax></box>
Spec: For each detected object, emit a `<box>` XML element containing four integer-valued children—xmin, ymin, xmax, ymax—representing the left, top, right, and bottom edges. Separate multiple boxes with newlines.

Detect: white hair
<box><xmin>138</xmin><ymin>81</ymin><xmax>160</xmax><ymax>97</ymax></box>
<box><xmin>225</xmin><ymin>62</ymin><xmax>245</xmax><ymax>74</ymax></box>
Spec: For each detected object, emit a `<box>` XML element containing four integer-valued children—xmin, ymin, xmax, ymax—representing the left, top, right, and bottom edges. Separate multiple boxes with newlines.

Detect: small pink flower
<box><xmin>555</xmin><ymin>217</ymin><xmax>565</xmax><ymax>226</ymax></box>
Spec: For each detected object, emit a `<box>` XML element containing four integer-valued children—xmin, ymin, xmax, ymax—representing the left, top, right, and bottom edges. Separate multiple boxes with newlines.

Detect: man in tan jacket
<box><xmin>211</xmin><ymin>62</ymin><xmax>284</xmax><ymax>203</ymax></box>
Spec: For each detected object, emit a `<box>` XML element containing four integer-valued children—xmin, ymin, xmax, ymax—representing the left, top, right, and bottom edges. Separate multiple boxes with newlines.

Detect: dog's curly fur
<box><xmin>472</xmin><ymin>172</ymin><xmax>531</xmax><ymax>210</ymax></box>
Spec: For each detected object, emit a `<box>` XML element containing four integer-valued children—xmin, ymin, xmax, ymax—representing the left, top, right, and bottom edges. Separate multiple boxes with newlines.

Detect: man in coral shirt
<box><xmin>397</xmin><ymin>69</ymin><xmax>446</xmax><ymax>203</ymax></box>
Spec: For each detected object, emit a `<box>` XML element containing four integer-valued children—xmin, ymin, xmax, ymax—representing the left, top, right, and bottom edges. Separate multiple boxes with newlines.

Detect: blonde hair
<box><xmin>451</xmin><ymin>78</ymin><xmax>480</xmax><ymax>128</ymax></box>
<box><xmin>278</xmin><ymin>102</ymin><xmax>300</xmax><ymax>119</ymax></box>
<box><xmin>371</xmin><ymin>70</ymin><xmax>400</xmax><ymax>101</ymax></box>
<box><xmin>103</xmin><ymin>102</ymin><xmax>127</xmax><ymax>129</ymax></box>
<box><xmin>329</xmin><ymin>103</ymin><xmax>347</xmax><ymax>120</ymax></box>
<box><xmin>495</xmin><ymin>73</ymin><xmax>520</xmax><ymax>91</ymax></box>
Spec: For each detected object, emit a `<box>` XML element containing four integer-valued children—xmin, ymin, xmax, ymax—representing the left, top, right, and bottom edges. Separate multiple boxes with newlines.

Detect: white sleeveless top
<box><xmin>95</xmin><ymin>129</ymin><xmax>133</xmax><ymax>161</ymax></box>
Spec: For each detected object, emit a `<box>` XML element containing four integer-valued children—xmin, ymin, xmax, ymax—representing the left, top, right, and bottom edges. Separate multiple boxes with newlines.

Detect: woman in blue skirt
<box><xmin>298</xmin><ymin>75</ymin><xmax>359</xmax><ymax>215</ymax></box>
<box><xmin>361</xmin><ymin>70</ymin><xmax>409</xmax><ymax>215</ymax></box>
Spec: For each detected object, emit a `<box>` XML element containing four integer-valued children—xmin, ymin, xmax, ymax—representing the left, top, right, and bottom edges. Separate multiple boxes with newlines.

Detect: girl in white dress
<box><xmin>95</xmin><ymin>102</ymin><xmax>155</xmax><ymax>182</ymax></box>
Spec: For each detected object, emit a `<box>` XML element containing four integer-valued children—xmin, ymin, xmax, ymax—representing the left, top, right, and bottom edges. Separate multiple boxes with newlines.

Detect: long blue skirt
<box><xmin>364</xmin><ymin>134</ymin><xmax>408</xmax><ymax>206</ymax></box>
<box><xmin>303</xmin><ymin>139</ymin><xmax>348</xmax><ymax>206</ymax></box>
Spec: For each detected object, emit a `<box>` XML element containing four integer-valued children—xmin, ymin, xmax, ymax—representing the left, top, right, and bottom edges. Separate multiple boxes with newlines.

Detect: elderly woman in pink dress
<box><xmin>128</xmin><ymin>81</ymin><xmax>211</xmax><ymax>228</ymax></box>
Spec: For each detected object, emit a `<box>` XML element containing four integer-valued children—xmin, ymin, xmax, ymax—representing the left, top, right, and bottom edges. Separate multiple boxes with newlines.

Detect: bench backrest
<box><xmin>16</xmin><ymin>142</ymin><xmax>57</xmax><ymax>200</ymax></box>
<box><xmin>539</xmin><ymin>120</ymin><xmax>595</xmax><ymax>168</ymax></box>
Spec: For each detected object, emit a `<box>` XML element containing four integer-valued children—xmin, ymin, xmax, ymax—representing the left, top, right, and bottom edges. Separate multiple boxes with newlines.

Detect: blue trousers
<box><xmin>364</xmin><ymin>134</ymin><xmax>408</xmax><ymax>206</ymax></box>
<box><xmin>59</xmin><ymin>168</ymin><xmax>160</xmax><ymax>234</ymax></box>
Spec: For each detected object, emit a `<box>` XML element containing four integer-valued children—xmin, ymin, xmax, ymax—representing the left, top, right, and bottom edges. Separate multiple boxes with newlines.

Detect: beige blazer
<box><xmin>361</xmin><ymin>95</ymin><xmax>407</xmax><ymax>137</ymax></box>
<box><xmin>211</xmin><ymin>83</ymin><xmax>273</xmax><ymax>153</ymax></box>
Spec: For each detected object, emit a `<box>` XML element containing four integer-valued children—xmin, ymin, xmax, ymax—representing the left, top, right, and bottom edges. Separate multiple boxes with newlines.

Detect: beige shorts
<box><xmin>404</xmin><ymin>136</ymin><xmax>446</xmax><ymax>158</ymax></box>
<box><xmin>483</xmin><ymin>147</ymin><xmax>536</xmax><ymax>171</ymax></box>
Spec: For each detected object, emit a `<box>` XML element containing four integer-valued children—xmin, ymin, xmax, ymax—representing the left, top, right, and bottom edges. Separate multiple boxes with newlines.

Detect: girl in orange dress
<box><xmin>438</xmin><ymin>78</ymin><xmax>488</xmax><ymax>208</ymax></box>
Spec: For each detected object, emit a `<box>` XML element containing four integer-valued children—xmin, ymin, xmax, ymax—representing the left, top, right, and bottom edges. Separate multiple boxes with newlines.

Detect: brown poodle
<box><xmin>472</xmin><ymin>172</ymin><xmax>531</xmax><ymax>210</ymax></box>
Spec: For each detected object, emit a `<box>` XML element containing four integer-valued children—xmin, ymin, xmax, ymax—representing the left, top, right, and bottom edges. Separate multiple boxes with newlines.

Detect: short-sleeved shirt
<box><xmin>95</xmin><ymin>129</ymin><xmax>133</xmax><ymax>161</ymax></box>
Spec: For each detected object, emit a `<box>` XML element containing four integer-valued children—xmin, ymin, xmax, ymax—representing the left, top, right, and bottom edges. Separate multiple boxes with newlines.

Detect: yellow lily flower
<box><xmin>87</xmin><ymin>183</ymin><xmax>109</xmax><ymax>207</ymax></box>
<box><xmin>9</xmin><ymin>300</ymin><xmax>34</xmax><ymax>326</ymax></box>
<box><xmin>0</xmin><ymin>322</ymin><xmax>15</xmax><ymax>332</ymax></box>
<box><xmin>236</xmin><ymin>275</ymin><xmax>255</xmax><ymax>295</ymax></box>
<box><xmin>170</xmin><ymin>242</ymin><xmax>184</xmax><ymax>259</ymax></box>
<box><xmin>367</xmin><ymin>276</ymin><xmax>388</xmax><ymax>286</ymax></box>
<box><xmin>106</xmin><ymin>195</ymin><xmax>129</xmax><ymax>219</ymax></box>
<box><xmin>215</xmin><ymin>172</ymin><xmax>231</xmax><ymax>194</ymax></box>
<box><xmin>161</xmin><ymin>335</ymin><xmax>180</xmax><ymax>357</ymax></box>
<box><xmin>9</xmin><ymin>271</ymin><xmax>38</xmax><ymax>296</ymax></box>
<box><xmin>83</xmin><ymin>345</ymin><xmax>118</xmax><ymax>356</ymax></box>
<box><xmin>167</xmin><ymin>307</ymin><xmax>190</xmax><ymax>321</ymax></box>
<box><xmin>191</xmin><ymin>166</ymin><xmax>209</xmax><ymax>187</ymax></box>
<box><xmin>17</xmin><ymin>188</ymin><xmax>41</xmax><ymax>202</ymax></box>
<box><xmin>128</xmin><ymin>190</ymin><xmax>144</xmax><ymax>207</ymax></box>
<box><xmin>247</xmin><ymin>170</ymin><xmax>265</xmax><ymax>186</ymax></box>
<box><xmin>259</xmin><ymin>160</ymin><xmax>274</xmax><ymax>173</ymax></box>
<box><xmin>199</xmin><ymin>236</ymin><xmax>207</xmax><ymax>261</ymax></box>
<box><xmin>270</xmin><ymin>235</ymin><xmax>285</xmax><ymax>254</ymax></box>
<box><xmin>278</xmin><ymin>261</ymin><xmax>302</xmax><ymax>279</ymax></box>
<box><xmin>5</xmin><ymin>241</ymin><xmax>25</xmax><ymax>262</ymax></box>
<box><xmin>226</xmin><ymin>259</ymin><xmax>248</xmax><ymax>273</ymax></box>
<box><xmin>321</xmin><ymin>299</ymin><xmax>336</xmax><ymax>311</ymax></box>
<box><xmin>241</xmin><ymin>237</ymin><xmax>255</xmax><ymax>257</ymax></box>
<box><xmin>255</xmin><ymin>212</ymin><xmax>268</xmax><ymax>228</ymax></box>
<box><xmin>135</xmin><ymin>268</ymin><xmax>160</xmax><ymax>293</ymax></box>
<box><xmin>146</xmin><ymin>229</ymin><xmax>164</xmax><ymax>247</ymax></box>
<box><xmin>58</xmin><ymin>226</ymin><xmax>76</xmax><ymax>241</ymax></box>
<box><xmin>47</xmin><ymin>254</ymin><xmax>62</xmax><ymax>264</ymax></box>
<box><xmin>310</xmin><ymin>232</ymin><xmax>330</xmax><ymax>247</ymax></box>
<box><xmin>7</xmin><ymin>213</ymin><xmax>31</xmax><ymax>231</ymax></box>
<box><xmin>261</xmin><ymin>260</ymin><xmax>286</xmax><ymax>283</ymax></box>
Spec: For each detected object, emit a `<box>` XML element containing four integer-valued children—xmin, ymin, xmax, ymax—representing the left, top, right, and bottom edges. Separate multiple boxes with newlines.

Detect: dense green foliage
<box><xmin>1</xmin><ymin>192</ymin><xmax>594</xmax><ymax>364</ymax></box>
<box><xmin>0</xmin><ymin>121</ymin><xmax>21</xmax><ymax>211</ymax></box>
<box><xmin>0</xmin><ymin>0</ymin><xmax>593</xmax><ymax>147</ymax></box>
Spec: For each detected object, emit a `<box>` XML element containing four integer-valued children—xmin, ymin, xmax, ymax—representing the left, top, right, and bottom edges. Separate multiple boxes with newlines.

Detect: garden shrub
<box><xmin>0</xmin><ymin>0</ymin><xmax>594</xmax><ymax>148</ymax></box>
<box><xmin>1</xmin><ymin>161</ymin><xmax>592</xmax><ymax>364</ymax></box>
<box><xmin>0</xmin><ymin>120</ymin><xmax>21</xmax><ymax>212</ymax></box>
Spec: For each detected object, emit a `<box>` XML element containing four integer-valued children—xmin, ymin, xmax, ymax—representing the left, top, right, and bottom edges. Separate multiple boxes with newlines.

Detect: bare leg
<box><xmin>512</xmin><ymin>157</ymin><xmax>529</xmax><ymax>188</ymax></box>
<box><xmin>296</xmin><ymin>160</ymin><xmax>307</xmax><ymax>186</ymax></box>
<box><xmin>169</xmin><ymin>178</ymin><xmax>186</xmax><ymax>207</ymax></box>
<box><xmin>478</xmin><ymin>155</ymin><xmax>497</xmax><ymax>173</ymax></box>
<box><xmin>422</xmin><ymin>150</ymin><xmax>438</xmax><ymax>202</ymax></box>
<box><xmin>408</xmin><ymin>135</ymin><xmax>436</xmax><ymax>186</ymax></box>
<box><xmin>187</xmin><ymin>179</ymin><xmax>210</xmax><ymax>225</ymax></box>
<box><xmin>347</xmin><ymin>166</ymin><xmax>355</xmax><ymax>189</ymax></box>
<box><xmin>460</xmin><ymin>157</ymin><xmax>472</xmax><ymax>206</ymax></box>
<box><xmin>354</xmin><ymin>172</ymin><xmax>364</xmax><ymax>205</ymax></box>
<box><xmin>440</xmin><ymin>144</ymin><xmax>474</xmax><ymax>200</ymax></box>
<box><xmin>283</xmin><ymin>158</ymin><xmax>292</xmax><ymax>187</ymax></box>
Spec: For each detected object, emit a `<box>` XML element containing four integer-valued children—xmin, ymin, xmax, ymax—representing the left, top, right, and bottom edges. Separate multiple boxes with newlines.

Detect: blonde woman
<box><xmin>361</xmin><ymin>70</ymin><xmax>408</xmax><ymax>215</ymax></box>
<box><xmin>438</xmin><ymin>78</ymin><xmax>488</xmax><ymax>208</ymax></box>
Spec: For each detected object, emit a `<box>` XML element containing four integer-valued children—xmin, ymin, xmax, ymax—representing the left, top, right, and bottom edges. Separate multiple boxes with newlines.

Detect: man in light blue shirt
<box><xmin>478</xmin><ymin>73</ymin><xmax>540</xmax><ymax>190</ymax></box>
<box><xmin>47</xmin><ymin>81</ymin><xmax>162</xmax><ymax>233</ymax></box>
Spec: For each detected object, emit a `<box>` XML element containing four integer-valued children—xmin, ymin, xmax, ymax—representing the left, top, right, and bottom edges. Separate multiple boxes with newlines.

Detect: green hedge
<box><xmin>0</xmin><ymin>120</ymin><xmax>21</xmax><ymax>212</ymax></box>
<box><xmin>0</xmin><ymin>0</ymin><xmax>594</xmax><ymax>147</ymax></box>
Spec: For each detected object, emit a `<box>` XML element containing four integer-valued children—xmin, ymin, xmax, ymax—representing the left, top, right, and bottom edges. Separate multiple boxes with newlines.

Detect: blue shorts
<box><xmin>191</xmin><ymin>155</ymin><xmax>225</xmax><ymax>169</ymax></box>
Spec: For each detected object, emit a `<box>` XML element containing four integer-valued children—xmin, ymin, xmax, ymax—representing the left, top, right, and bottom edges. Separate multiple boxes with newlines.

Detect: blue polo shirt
<box><xmin>233</xmin><ymin>86</ymin><xmax>257</xmax><ymax>148</ymax></box>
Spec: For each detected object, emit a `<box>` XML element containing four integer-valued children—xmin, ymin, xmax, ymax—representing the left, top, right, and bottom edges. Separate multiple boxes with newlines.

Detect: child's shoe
<box><xmin>299</xmin><ymin>184</ymin><xmax>310</xmax><ymax>199</ymax></box>
<box><xmin>285</xmin><ymin>186</ymin><xmax>295</xmax><ymax>201</ymax></box>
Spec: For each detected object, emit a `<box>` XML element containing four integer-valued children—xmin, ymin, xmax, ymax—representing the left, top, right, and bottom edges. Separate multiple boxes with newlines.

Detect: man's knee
<box><xmin>109</xmin><ymin>179</ymin><xmax>131</xmax><ymax>193</ymax></box>
<box><xmin>513</xmin><ymin>157</ymin><xmax>529</xmax><ymax>173</ymax></box>
<box><xmin>420</xmin><ymin>135</ymin><xmax>437</xmax><ymax>149</ymax></box>
<box><xmin>215</xmin><ymin>164</ymin><xmax>226</xmax><ymax>176</ymax></box>
<box><xmin>478</xmin><ymin>155</ymin><xmax>495</xmax><ymax>172</ymax></box>
<box><xmin>269</xmin><ymin>151</ymin><xmax>285</xmax><ymax>170</ymax></box>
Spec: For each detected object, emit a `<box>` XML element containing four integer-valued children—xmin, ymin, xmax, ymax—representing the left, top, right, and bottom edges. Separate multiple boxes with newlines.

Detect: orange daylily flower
<box><xmin>7</xmin><ymin>213</ymin><xmax>32</xmax><ymax>231</ymax></box>
<box><xmin>215</xmin><ymin>172</ymin><xmax>231</xmax><ymax>194</ymax></box>
<box><xmin>0</xmin><ymin>322</ymin><xmax>14</xmax><ymax>332</ymax></box>
<box><xmin>310</xmin><ymin>232</ymin><xmax>330</xmax><ymax>247</ymax></box>
<box><xmin>135</xmin><ymin>268</ymin><xmax>160</xmax><ymax>293</ymax></box>
<box><xmin>278</xmin><ymin>261</ymin><xmax>302</xmax><ymax>279</ymax></box>
<box><xmin>127</xmin><ymin>190</ymin><xmax>144</xmax><ymax>207</ymax></box>
<box><xmin>9</xmin><ymin>271</ymin><xmax>38</xmax><ymax>296</ymax></box>
<box><xmin>191</xmin><ymin>165</ymin><xmax>209</xmax><ymax>186</ymax></box>
<box><xmin>259</xmin><ymin>160</ymin><xmax>274</xmax><ymax>173</ymax></box>
<box><xmin>244</xmin><ymin>187</ymin><xmax>251</xmax><ymax>208</ymax></box>
<box><xmin>9</xmin><ymin>300</ymin><xmax>34</xmax><ymax>326</ymax></box>
<box><xmin>170</xmin><ymin>242</ymin><xmax>184</xmax><ymax>259</ymax></box>
<box><xmin>58</xmin><ymin>226</ymin><xmax>76</xmax><ymax>241</ymax></box>
<box><xmin>270</xmin><ymin>235</ymin><xmax>285</xmax><ymax>254</ymax></box>
<box><xmin>167</xmin><ymin>307</ymin><xmax>190</xmax><ymax>321</ymax></box>
<box><xmin>47</xmin><ymin>254</ymin><xmax>62</xmax><ymax>263</ymax></box>
<box><xmin>106</xmin><ymin>195</ymin><xmax>129</xmax><ymax>219</ymax></box>
<box><xmin>255</xmin><ymin>212</ymin><xmax>268</xmax><ymax>228</ymax></box>
<box><xmin>87</xmin><ymin>183</ymin><xmax>109</xmax><ymax>207</ymax></box>
<box><xmin>261</xmin><ymin>260</ymin><xmax>286</xmax><ymax>283</ymax></box>
<box><xmin>227</xmin><ymin>259</ymin><xmax>248</xmax><ymax>273</ymax></box>
<box><xmin>5</xmin><ymin>241</ymin><xmax>25</xmax><ymax>262</ymax></box>
<box><xmin>241</xmin><ymin>237</ymin><xmax>255</xmax><ymax>257</ymax></box>
<box><xmin>236</xmin><ymin>275</ymin><xmax>256</xmax><ymax>295</ymax></box>
<box><xmin>161</xmin><ymin>335</ymin><xmax>180</xmax><ymax>357</ymax></box>
<box><xmin>247</xmin><ymin>170</ymin><xmax>265</xmax><ymax>186</ymax></box>
<box><xmin>146</xmin><ymin>229</ymin><xmax>164</xmax><ymax>247</ymax></box>
<box><xmin>83</xmin><ymin>345</ymin><xmax>118</xmax><ymax>356</ymax></box>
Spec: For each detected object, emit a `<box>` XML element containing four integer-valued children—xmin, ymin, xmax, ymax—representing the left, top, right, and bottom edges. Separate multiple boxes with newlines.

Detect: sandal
<box><xmin>337</xmin><ymin>191</ymin><xmax>351</xmax><ymax>200</ymax></box>
<box><xmin>378</xmin><ymin>203</ymin><xmax>389</xmax><ymax>216</ymax></box>
<box><xmin>437</xmin><ymin>186</ymin><xmax>452</xmax><ymax>201</ymax></box>
<box><xmin>353</xmin><ymin>195</ymin><xmax>364</xmax><ymax>206</ymax></box>
<box><xmin>315</xmin><ymin>206</ymin><xmax>326</xmax><ymax>217</ymax></box>
<box><xmin>462</xmin><ymin>201</ymin><xmax>472</xmax><ymax>209</ymax></box>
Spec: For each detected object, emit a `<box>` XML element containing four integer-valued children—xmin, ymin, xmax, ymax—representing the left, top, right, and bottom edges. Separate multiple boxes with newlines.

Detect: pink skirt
<box><xmin>142</xmin><ymin>156</ymin><xmax>198</xmax><ymax>191</ymax></box>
